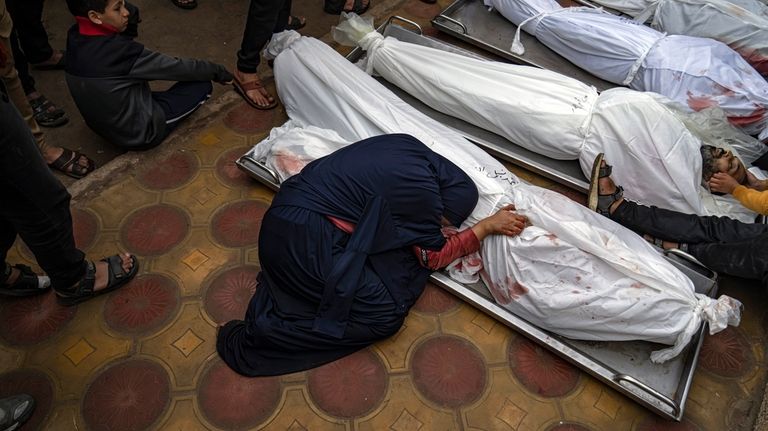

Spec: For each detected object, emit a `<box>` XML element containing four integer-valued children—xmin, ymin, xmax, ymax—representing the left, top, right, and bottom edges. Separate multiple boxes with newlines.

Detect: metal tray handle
<box><xmin>663</xmin><ymin>248</ymin><xmax>716</xmax><ymax>280</ymax></box>
<box><xmin>614</xmin><ymin>374</ymin><xmax>680</xmax><ymax>417</ymax></box>
<box><xmin>386</xmin><ymin>16</ymin><xmax>423</xmax><ymax>35</ymax></box>
<box><xmin>434</xmin><ymin>14</ymin><xmax>468</xmax><ymax>35</ymax></box>
<box><xmin>238</xmin><ymin>156</ymin><xmax>280</xmax><ymax>184</ymax></box>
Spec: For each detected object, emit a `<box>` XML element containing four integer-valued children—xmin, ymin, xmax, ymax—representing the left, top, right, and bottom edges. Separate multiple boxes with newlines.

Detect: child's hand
<box><xmin>709</xmin><ymin>172</ymin><xmax>739</xmax><ymax>194</ymax></box>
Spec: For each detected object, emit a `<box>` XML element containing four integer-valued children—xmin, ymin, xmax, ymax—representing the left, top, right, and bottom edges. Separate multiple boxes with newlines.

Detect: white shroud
<box><xmin>330</xmin><ymin>13</ymin><xmax>761</xmax><ymax>221</ymax></box>
<box><xmin>485</xmin><ymin>0</ymin><xmax>768</xmax><ymax>140</ymax></box>
<box><xmin>245</xmin><ymin>32</ymin><xmax>742</xmax><ymax>363</ymax></box>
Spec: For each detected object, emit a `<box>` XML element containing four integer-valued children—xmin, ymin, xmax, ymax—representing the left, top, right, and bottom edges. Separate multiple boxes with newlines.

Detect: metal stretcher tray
<box><xmin>431</xmin><ymin>0</ymin><xmax>615</xmax><ymax>91</ymax></box>
<box><xmin>237</xmin><ymin>138</ymin><xmax>718</xmax><ymax>422</ymax></box>
<box><xmin>355</xmin><ymin>20</ymin><xmax>589</xmax><ymax>192</ymax></box>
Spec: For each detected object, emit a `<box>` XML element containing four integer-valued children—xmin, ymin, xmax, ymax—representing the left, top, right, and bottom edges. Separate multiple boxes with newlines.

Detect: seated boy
<box><xmin>709</xmin><ymin>170</ymin><xmax>768</xmax><ymax>215</ymax></box>
<box><xmin>64</xmin><ymin>0</ymin><xmax>233</xmax><ymax>150</ymax></box>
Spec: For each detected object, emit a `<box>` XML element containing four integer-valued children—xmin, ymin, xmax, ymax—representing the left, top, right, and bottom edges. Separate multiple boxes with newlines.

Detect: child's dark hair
<box><xmin>66</xmin><ymin>0</ymin><xmax>109</xmax><ymax>17</ymax></box>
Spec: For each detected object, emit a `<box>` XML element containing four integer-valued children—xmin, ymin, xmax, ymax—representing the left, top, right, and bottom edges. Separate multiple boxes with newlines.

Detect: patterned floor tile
<box><xmin>210</xmin><ymin>199</ymin><xmax>269</xmax><ymax>248</ymax></box>
<box><xmin>26</xmin><ymin>303</ymin><xmax>132</xmax><ymax>399</ymax></box>
<box><xmin>440</xmin><ymin>303</ymin><xmax>512</xmax><ymax>364</ymax></box>
<box><xmin>197</xmin><ymin>359</ymin><xmax>282</xmax><ymax>430</ymax></box>
<box><xmin>356</xmin><ymin>375</ymin><xmax>460</xmax><ymax>430</ymax></box>
<box><xmin>557</xmin><ymin>377</ymin><xmax>644</xmax><ymax>429</ymax></box>
<box><xmin>307</xmin><ymin>348</ymin><xmax>388</xmax><ymax>418</ymax></box>
<box><xmin>139</xmin><ymin>302</ymin><xmax>216</xmax><ymax>390</ymax></box>
<box><xmin>71</xmin><ymin>207</ymin><xmax>100</xmax><ymax>251</ymax></box>
<box><xmin>0</xmin><ymin>345</ymin><xmax>22</xmax><ymax>373</ymax></box>
<box><xmin>103</xmin><ymin>273</ymin><xmax>181</xmax><ymax>336</ymax></box>
<box><xmin>507</xmin><ymin>333</ymin><xmax>581</xmax><ymax>398</ymax></box>
<box><xmin>260</xmin><ymin>387</ymin><xmax>347</xmax><ymax>430</ymax></box>
<box><xmin>162</xmin><ymin>169</ymin><xmax>244</xmax><ymax>226</ymax></box>
<box><xmin>88</xmin><ymin>178</ymin><xmax>160</xmax><ymax>229</ymax></box>
<box><xmin>411</xmin><ymin>335</ymin><xmax>488</xmax><ymax>409</ymax></box>
<box><xmin>0</xmin><ymin>368</ymin><xmax>54</xmax><ymax>430</ymax></box>
<box><xmin>464</xmin><ymin>368</ymin><xmax>560</xmax><ymax>430</ymax></box>
<box><xmin>373</xmin><ymin>311</ymin><xmax>439</xmax><ymax>372</ymax></box>
<box><xmin>136</xmin><ymin>150</ymin><xmax>201</xmax><ymax>191</ymax></box>
<box><xmin>120</xmin><ymin>204</ymin><xmax>191</xmax><ymax>256</ymax></box>
<box><xmin>82</xmin><ymin>358</ymin><xmax>171</xmax><ymax>431</ymax></box>
<box><xmin>42</xmin><ymin>405</ymin><xmax>81</xmax><ymax>431</ymax></box>
<box><xmin>157</xmin><ymin>397</ymin><xmax>212</xmax><ymax>431</ymax></box>
<box><xmin>215</xmin><ymin>145</ymin><xmax>259</xmax><ymax>189</ymax></box>
<box><xmin>149</xmin><ymin>229</ymin><xmax>241</xmax><ymax>297</ymax></box>
<box><xmin>203</xmin><ymin>265</ymin><xmax>260</xmax><ymax>324</ymax></box>
<box><xmin>223</xmin><ymin>101</ymin><xmax>280</xmax><ymax>134</ymax></box>
<box><xmin>0</xmin><ymin>291</ymin><xmax>76</xmax><ymax>346</ymax></box>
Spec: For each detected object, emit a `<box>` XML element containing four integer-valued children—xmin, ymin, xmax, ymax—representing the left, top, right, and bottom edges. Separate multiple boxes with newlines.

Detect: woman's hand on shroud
<box><xmin>472</xmin><ymin>204</ymin><xmax>528</xmax><ymax>240</ymax></box>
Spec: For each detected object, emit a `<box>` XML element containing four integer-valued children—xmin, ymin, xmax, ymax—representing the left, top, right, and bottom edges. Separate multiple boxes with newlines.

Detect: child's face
<box><xmin>90</xmin><ymin>0</ymin><xmax>130</xmax><ymax>32</ymax></box>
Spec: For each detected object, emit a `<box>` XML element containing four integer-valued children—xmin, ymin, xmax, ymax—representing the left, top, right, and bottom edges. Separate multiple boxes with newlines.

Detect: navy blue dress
<box><xmin>216</xmin><ymin>134</ymin><xmax>478</xmax><ymax>376</ymax></box>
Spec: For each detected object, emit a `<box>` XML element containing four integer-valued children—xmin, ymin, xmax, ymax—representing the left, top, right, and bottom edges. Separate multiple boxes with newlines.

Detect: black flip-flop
<box><xmin>171</xmin><ymin>0</ymin><xmax>198</xmax><ymax>9</ymax></box>
<box><xmin>56</xmin><ymin>254</ymin><xmax>139</xmax><ymax>306</ymax></box>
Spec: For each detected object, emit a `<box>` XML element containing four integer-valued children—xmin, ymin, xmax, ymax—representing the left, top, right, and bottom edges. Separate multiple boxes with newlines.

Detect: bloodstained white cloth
<box><xmin>246</xmin><ymin>32</ymin><xmax>742</xmax><ymax>363</ymax></box>
<box><xmin>486</xmin><ymin>0</ymin><xmax>768</xmax><ymax>139</ymax></box>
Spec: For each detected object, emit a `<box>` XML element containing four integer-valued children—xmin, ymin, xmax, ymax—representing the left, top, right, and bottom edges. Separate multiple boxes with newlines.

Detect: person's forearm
<box><xmin>413</xmin><ymin>229</ymin><xmax>480</xmax><ymax>270</ymax></box>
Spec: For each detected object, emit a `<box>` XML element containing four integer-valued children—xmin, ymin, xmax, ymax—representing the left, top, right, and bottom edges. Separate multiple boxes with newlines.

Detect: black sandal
<box><xmin>171</xmin><ymin>0</ymin><xmax>198</xmax><ymax>9</ymax></box>
<box><xmin>588</xmin><ymin>153</ymin><xmax>623</xmax><ymax>216</ymax></box>
<box><xmin>286</xmin><ymin>15</ymin><xmax>306</xmax><ymax>31</ymax></box>
<box><xmin>56</xmin><ymin>255</ymin><xmax>139</xmax><ymax>306</ymax></box>
<box><xmin>49</xmin><ymin>147</ymin><xmax>96</xmax><ymax>179</ymax></box>
<box><xmin>0</xmin><ymin>263</ymin><xmax>50</xmax><ymax>297</ymax></box>
<box><xmin>324</xmin><ymin>0</ymin><xmax>370</xmax><ymax>14</ymax></box>
<box><xmin>29</xmin><ymin>95</ymin><xmax>68</xmax><ymax>128</ymax></box>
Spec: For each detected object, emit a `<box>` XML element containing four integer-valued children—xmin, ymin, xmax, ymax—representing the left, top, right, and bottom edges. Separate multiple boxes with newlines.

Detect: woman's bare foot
<box><xmin>233</xmin><ymin>69</ymin><xmax>275</xmax><ymax>109</ymax></box>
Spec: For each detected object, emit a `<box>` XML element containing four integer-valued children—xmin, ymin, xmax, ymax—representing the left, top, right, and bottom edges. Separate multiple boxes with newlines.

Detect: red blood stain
<box><xmin>713</xmin><ymin>83</ymin><xmax>736</xmax><ymax>97</ymax></box>
<box><xmin>575</xmin><ymin>276</ymin><xmax>581</xmax><ymax>282</ymax></box>
<box><xmin>274</xmin><ymin>152</ymin><xmax>306</xmax><ymax>177</ymax></box>
<box><xmin>545</xmin><ymin>233</ymin><xmax>558</xmax><ymax>243</ymax></box>
<box><xmin>686</xmin><ymin>92</ymin><xmax>717</xmax><ymax>111</ymax></box>
<box><xmin>727</xmin><ymin>105</ymin><xmax>766</xmax><ymax>127</ymax></box>
<box><xmin>630</xmin><ymin>282</ymin><xmax>642</xmax><ymax>289</ymax></box>
<box><xmin>735</xmin><ymin>46</ymin><xmax>768</xmax><ymax>76</ymax></box>
<box><xmin>509</xmin><ymin>281</ymin><xmax>529</xmax><ymax>300</ymax></box>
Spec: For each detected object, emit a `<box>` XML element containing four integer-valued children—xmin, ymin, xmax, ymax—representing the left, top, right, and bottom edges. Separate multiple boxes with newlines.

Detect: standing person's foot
<box><xmin>0</xmin><ymin>394</ymin><xmax>35</xmax><ymax>430</ymax></box>
<box><xmin>31</xmin><ymin>50</ymin><xmax>66</xmax><ymax>70</ymax></box>
<box><xmin>233</xmin><ymin>69</ymin><xmax>277</xmax><ymax>110</ymax></box>
<box><xmin>44</xmin><ymin>147</ymin><xmax>95</xmax><ymax>179</ymax></box>
<box><xmin>587</xmin><ymin>153</ymin><xmax>625</xmax><ymax>216</ymax></box>
<box><xmin>171</xmin><ymin>0</ymin><xmax>198</xmax><ymax>9</ymax></box>
<box><xmin>56</xmin><ymin>253</ymin><xmax>139</xmax><ymax>306</ymax></box>
<box><xmin>0</xmin><ymin>263</ymin><xmax>50</xmax><ymax>297</ymax></box>
<box><xmin>27</xmin><ymin>93</ymin><xmax>68</xmax><ymax>128</ymax></box>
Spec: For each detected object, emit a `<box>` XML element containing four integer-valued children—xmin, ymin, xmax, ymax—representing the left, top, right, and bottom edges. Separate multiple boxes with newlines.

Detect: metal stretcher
<box><xmin>235</xmin><ymin>22</ymin><xmax>721</xmax><ymax>420</ymax></box>
<box><xmin>431</xmin><ymin>0</ymin><xmax>615</xmax><ymax>92</ymax></box>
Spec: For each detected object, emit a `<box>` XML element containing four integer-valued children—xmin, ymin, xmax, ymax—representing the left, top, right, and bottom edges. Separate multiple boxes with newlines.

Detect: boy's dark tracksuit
<box><xmin>65</xmin><ymin>18</ymin><xmax>232</xmax><ymax>150</ymax></box>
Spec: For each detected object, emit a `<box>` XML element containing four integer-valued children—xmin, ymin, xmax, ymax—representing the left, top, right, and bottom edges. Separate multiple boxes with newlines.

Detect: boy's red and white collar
<box><xmin>76</xmin><ymin>16</ymin><xmax>120</xmax><ymax>36</ymax></box>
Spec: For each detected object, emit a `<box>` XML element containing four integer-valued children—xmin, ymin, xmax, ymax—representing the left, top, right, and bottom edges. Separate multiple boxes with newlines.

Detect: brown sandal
<box><xmin>233</xmin><ymin>75</ymin><xmax>278</xmax><ymax>110</ymax></box>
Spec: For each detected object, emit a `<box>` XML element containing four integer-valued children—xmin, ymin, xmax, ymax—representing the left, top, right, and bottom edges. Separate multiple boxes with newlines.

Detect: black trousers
<box><xmin>152</xmin><ymin>80</ymin><xmax>212</xmax><ymax>143</ymax></box>
<box><xmin>612</xmin><ymin>200</ymin><xmax>768</xmax><ymax>287</ymax></box>
<box><xmin>0</xmin><ymin>82</ymin><xmax>86</xmax><ymax>291</ymax></box>
<box><xmin>5</xmin><ymin>0</ymin><xmax>52</xmax><ymax>64</ymax></box>
<box><xmin>236</xmin><ymin>0</ymin><xmax>292</xmax><ymax>72</ymax></box>
<box><xmin>9</xmin><ymin>30</ymin><xmax>35</xmax><ymax>95</ymax></box>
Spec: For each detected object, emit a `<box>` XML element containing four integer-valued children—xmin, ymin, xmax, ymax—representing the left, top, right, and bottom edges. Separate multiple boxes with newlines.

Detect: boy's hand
<box><xmin>217</xmin><ymin>69</ymin><xmax>235</xmax><ymax>85</ymax></box>
<box><xmin>709</xmin><ymin>172</ymin><xmax>739</xmax><ymax>194</ymax></box>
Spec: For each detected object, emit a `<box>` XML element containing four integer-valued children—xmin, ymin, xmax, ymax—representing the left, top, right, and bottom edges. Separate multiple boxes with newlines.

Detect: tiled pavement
<box><xmin>2</xmin><ymin>3</ymin><xmax>768</xmax><ymax>431</ymax></box>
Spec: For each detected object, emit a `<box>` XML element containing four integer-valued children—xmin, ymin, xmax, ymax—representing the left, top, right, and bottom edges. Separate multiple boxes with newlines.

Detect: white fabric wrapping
<box><xmin>255</xmin><ymin>31</ymin><xmax>742</xmax><ymax>362</ymax></box>
<box><xmin>332</xmin><ymin>14</ymin><xmax>760</xmax><ymax>220</ymax></box>
<box><xmin>589</xmin><ymin>0</ymin><xmax>768</xmax><ymax>76</ymax></box>
<box><xmin>486</xmin><ymin>0</ymin><xmax>768</xmax><ymax>138</ymax></box>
